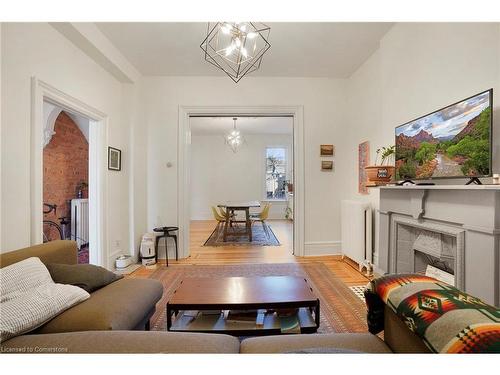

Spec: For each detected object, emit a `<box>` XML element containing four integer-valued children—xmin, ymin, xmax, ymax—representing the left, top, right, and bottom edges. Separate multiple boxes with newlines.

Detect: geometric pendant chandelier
<box><xmin>200</xmin><ymin>22</ymin><xmax>271</xmax><ymax>83</ymax></box>
<box><xmin>225</xmin><ymin>117</ymin><xmax>244</xmax><ymax>153</ymax></box>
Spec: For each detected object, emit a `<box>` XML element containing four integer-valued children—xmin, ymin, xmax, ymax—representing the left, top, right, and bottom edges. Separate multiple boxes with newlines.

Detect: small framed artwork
<box><xmin>108</xmin><ymin>147</ymin><xmax>122</xmax><ymax>171</ymax></box>
<box><xmin>320</xmin><ymin>144</ymin><xmax>334</xmax><ymax>157</ymax></box>
<box><xmin>321</xmin><ymin>160</ymin><xmax>333</xmax><ymax>171</ymax></box>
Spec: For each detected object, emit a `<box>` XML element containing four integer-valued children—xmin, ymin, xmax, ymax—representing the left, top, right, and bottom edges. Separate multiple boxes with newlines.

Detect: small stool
<box><xmin>153</xmin><ymin>226</ymin><xmax>179</xmax><ymax>266</ymax></box>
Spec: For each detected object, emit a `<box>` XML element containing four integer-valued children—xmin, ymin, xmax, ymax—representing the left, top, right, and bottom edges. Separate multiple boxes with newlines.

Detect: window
<box><xmin>266</xmin><ymin>147</ymin><xmax>288</xmax><ymax>200</ymax></box>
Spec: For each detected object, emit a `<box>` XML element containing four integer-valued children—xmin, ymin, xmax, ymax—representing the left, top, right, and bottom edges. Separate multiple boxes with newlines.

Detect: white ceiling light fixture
<box><xmin>225</xmin><ymin>117</ymin><xmax>245</xmax><ymax>153</ymax></box>
<box><xmin>200</xmin><ymin>22</ymin><xmax>271</xmax><ymax>83</ymax></box>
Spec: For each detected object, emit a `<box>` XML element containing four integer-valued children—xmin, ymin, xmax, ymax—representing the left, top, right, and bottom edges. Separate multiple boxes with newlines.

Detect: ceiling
<box><xmin>190</xmin><ymin>117</ymin><xmax>293</xmax><ymax>135</ymax></box>
<box><xmin>96</xmin><ymin>22</ymin><xmax>393</xmax><ymax>78</ymax></box>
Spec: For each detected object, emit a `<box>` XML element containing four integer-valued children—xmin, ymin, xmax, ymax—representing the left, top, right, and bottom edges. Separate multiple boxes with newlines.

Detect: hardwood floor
<box><xmin>187</xmin><ymin>219</ymin><xmax>296</xmax><ymax>264</ymax></box>
<box><xmin>132</xmin><ymin>219</ymin><xmax>370</xmax><ymax>287</ymax></box>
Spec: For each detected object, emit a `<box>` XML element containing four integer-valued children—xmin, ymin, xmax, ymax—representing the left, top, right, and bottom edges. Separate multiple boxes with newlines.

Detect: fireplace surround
<box><xmin>378</xmin><ymin>185</ymin><xmax>500</xmax><ymax>306</ymax></box>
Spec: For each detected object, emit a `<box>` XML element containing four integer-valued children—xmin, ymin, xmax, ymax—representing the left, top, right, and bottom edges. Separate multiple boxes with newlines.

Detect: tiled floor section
<box><xmin>349</xmin><ymin>285</ymin><xmax>368</xmax><ymax>302</ymax></box>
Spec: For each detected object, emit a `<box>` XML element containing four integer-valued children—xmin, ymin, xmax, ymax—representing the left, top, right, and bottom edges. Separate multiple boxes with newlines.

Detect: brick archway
<box><xmin>43</xmin><ymin>111</ymin><xmax>88</xmax><ymax>246</ymax></box>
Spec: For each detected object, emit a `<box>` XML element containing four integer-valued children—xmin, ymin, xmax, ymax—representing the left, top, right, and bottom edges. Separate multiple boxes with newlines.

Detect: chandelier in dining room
<box><xmin>200</xmin><ymin>22</ymin><xmax>271</xmax><ymax>83</ymax></box>
<box><xmin>225</xmin><ymin>117</ymin><xmax>244</xmax><ymax>153</ymax></box>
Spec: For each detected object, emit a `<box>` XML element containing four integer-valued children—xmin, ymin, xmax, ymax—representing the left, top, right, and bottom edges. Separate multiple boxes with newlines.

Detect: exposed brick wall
<box><xmin>43</xmin><ymin>111</ymin><xmax>88</xmax><ymax>240</ymax></box>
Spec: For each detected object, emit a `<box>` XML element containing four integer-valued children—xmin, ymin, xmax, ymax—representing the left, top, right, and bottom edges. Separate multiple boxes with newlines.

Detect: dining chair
<box><xmin>250</xmin><ymin>203</ymin><xmax>271</xmax><ymax>235</ymax></box>
<box><xmin>218</xmin><ymin>207</ymin><xmax>235</xmax><ymax>226</ymax></box>
<box><xmin>211</xmin><ymin>206</ymin><xmax>229</xmax><ymax>230</ymax></box>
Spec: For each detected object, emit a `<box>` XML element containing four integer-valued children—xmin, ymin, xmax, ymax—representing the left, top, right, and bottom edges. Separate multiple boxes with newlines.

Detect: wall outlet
<box><xmin>114</xmin><ymin>240</ymin><xmax>121</xmax><ymax>249</ymax></box>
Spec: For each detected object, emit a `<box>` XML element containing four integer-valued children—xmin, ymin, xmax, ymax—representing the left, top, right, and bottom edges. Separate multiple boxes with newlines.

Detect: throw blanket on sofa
<box><xmin>364</xmin><ymin>274</ymin><xmax>500</xmax><ymax>353</ymax></box>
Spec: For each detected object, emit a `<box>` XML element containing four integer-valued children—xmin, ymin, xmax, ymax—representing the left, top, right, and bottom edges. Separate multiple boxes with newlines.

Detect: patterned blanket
<box><xmin>364</xmin><ymin>274</ymin><xmax>500</xmax><ymax>353</ymax></box>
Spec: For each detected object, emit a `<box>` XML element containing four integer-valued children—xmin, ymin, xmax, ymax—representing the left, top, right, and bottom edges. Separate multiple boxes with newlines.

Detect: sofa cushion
<box><xmin>35</xmin><ymin>278</ymin><xmax>163</xmax><ymax>333</ymax></box>
<box><xmin>0</xmin><ymin>257</ymin><xmax>90</xmax><ymax>342</ymax></box>
<box><xmin>46</xmin><ymin>263</ymin><xmax>123</xmax><ymax>293</ymax></box>
<box><xmin>240</xmin><ymin>333</ymin><xmax>392</xmax><ymax>353</ymax></box>
<box><xmin>1</xmin><ymin>331</ymin><xmax>240</xmax><ymax>353</ymax></box>
<box><xmin>0</xmin><ymin>241</ymin><xmax>77</xmax><ymax>268</ymax></box>
<box><xmin>1</xmin><ymin>257</ymin><xmax>53</xmax><ymax>301</ymax></box>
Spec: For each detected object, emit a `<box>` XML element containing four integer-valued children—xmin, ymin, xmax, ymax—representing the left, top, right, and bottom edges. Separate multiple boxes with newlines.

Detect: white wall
<box><xmin>0</xmin><ymin>23</ymin><xmax>136</xmax><ymax>268</ymax></box>
<box><xmin>142</xmin><ymin>76</ymin><xmax>347</xmax><ymax>255</ymax></box>
<box><xmin>190</xmin><ymin>133</ymin><xmax>293</xmax><ymax>220</ymax></box>
<box><xmin>343</xmin><ymin>23</ymin><xmax>500</xmax><ymax>267</ymax></box>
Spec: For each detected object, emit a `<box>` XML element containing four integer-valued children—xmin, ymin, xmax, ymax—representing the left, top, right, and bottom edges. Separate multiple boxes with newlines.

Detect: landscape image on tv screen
<box><xmin>395</xmin><ymin>90</ymin><xmax>491</xmax><ymax>180</ymax></box>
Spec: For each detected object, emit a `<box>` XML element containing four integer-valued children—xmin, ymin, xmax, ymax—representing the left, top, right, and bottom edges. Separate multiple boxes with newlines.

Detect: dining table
<box><xmin>217</xmin><ymin>201</ymin><xmax>261</xmax><ymax>242</ymax></box>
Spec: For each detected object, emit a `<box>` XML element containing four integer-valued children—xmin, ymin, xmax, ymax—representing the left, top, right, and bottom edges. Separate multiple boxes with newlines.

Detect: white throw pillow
<box><xmin>0</xmin><ymin>257</ymin><xmax>90</xmax><ymax>342</ymax></box>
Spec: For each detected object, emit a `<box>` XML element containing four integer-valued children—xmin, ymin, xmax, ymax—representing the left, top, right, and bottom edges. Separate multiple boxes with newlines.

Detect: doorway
<box><xmin>42</xmin><ymin>105</ymin><xmax>90</xmax><ymax>263</ymax></box>
<box><xmin>188</xmin><ymin>116</ymin><xmax>294</xmax><ymax>261</ymax></box>
<box><xmin>177</xmin><ymin>106</ymin><xmax>305</xmax><ymax>261</ymax></box>
<box><xmin>31</xmin><ymin>78</ymin><xmax>108</xmax><ymax>267</ymax></box>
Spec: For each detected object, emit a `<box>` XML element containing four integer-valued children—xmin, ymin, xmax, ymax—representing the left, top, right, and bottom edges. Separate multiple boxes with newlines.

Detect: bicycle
<box><xmin>42</xmin><ymin>203</ymin><xmax>69</xmax><ymax>243</ymax></box>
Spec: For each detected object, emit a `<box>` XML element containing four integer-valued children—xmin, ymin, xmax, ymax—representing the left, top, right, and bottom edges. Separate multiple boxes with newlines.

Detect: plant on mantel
<box><xmin>365</xmin><ymin>145</ymin><xmax>396</xmax><ymax>185</ymax></box>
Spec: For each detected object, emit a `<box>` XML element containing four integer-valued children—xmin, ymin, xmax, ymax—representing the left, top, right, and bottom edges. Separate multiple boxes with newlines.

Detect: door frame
<box><xmin>31</xmin><ymin>78</ymin><xmax>108</xmax><ymax>266</ymax></box>
<box><xmin>178</xmin><ymin>105</ymin><xmax>305</xmax><ymax>258</ymax></box>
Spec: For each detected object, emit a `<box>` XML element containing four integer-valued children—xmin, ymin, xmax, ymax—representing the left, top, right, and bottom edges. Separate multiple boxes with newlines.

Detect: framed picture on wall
<box><xmin>321</xmin><ymin>160</ymin><xmax>333</xmax><ymax>171</ymax></box>
<box><xmin>108</xmin><ymin>147</ymin><xmax>122</xmax><ymax>171</ymax></box>
<box><xmin>320</xmin><ymin>144</ymin><xmax>334</xmax><ymax>157</ymax></box>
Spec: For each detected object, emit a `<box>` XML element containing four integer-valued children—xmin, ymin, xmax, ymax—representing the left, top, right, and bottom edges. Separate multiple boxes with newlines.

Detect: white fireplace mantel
<box><xmin>380</xmin><ymin>185</ymin><xmax>500</xmax><ymax>190</ymax></box>
<box><xmin>378</xmin><ymin>185</ymin><xmax>500</xmax><ymax>306</ymax></box>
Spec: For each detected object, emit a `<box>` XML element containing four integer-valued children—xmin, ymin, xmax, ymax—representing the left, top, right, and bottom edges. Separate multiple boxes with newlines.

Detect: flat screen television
<box><xmin>395</xmin><ymin>89</ymin><xmax>493</xmax><ymax>182</ymax></box>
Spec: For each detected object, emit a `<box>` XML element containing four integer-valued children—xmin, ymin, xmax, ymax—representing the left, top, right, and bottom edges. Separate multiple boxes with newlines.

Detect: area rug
<box><xmin>203</xmin><ymin>223</ymin><xmax>280</xmax><ymax>247</ymax></box>
<box><xmin>146</xmin><ymin>262</ymin><xmax>368</xmax><ymax>334</ymax></box>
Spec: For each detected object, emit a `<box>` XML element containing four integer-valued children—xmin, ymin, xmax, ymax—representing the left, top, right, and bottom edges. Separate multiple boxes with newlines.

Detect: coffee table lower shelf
<box><xmin>167</xmin><ymin>307</ymin><xmax>319</xmax><ymax>336</ymax></box>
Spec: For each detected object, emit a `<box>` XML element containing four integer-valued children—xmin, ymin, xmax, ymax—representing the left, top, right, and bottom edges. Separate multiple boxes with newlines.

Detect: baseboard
<box><xmin>304</xmin><ymin>241</ymin><xmax>342</xmax><ymax>256</ymax></box>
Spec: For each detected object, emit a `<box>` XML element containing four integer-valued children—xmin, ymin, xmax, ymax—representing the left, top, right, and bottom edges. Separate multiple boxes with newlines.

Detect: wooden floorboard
<box><xmin>133</xmin><ymin>219</ymin><xmax>370</xmax><ymax>286</ymax></box>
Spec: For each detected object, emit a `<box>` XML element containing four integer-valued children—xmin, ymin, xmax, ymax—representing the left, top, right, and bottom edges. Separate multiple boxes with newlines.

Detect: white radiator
<box><xmin>341</xmin><ymin>200</ymin><xmax>373</xmax><ymax>267</ymax></box>
<box><xmin>71</xmin><ymin>198</ymin><xmax>89</xmax><ymax>249</ymax></box>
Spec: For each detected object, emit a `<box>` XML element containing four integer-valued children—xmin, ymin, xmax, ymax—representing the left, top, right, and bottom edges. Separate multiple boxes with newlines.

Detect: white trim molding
<box><xmin>42</xmin><ymin>102</ymin><xmax>63</xmax><ymax>148</ymax></box>
<box><xmin>31</xmin><ymin>77</ymin><xmax>108</xmax><ymax>267</ymax></box>
<box><xmin>178</xmin><ymin>105</ymin><xmax>305</xmax><ymax>258</ymax></box>
<box><xmin>304</xmin><ymin>241</ymin><xmax>342</xmax><ymax>256</ymax></box>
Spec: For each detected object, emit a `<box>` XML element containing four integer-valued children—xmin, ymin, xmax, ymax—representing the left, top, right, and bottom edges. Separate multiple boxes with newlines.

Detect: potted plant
<box><xmin>365</xmin><ymin>145</ymin><xmax>396</xmax><ymax>184</ymax></box>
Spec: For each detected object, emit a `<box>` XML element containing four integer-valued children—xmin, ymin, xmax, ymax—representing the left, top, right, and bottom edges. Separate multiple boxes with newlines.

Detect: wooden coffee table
<box><xmin>166</xmin><ymin>276</ymin><xmax>320</xmax><ymax>336</ymax></box>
